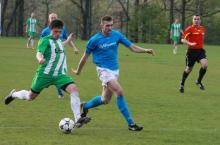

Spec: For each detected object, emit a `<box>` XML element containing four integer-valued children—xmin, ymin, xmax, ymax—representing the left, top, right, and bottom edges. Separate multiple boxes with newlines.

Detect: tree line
<box><xmin>1</xmin><ymin>0</ymin><xmax>220</xmax><ymax>44</ymax></box>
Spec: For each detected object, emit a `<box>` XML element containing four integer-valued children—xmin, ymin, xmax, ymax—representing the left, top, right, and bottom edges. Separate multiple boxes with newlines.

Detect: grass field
<box><xmin>0</xmin><ymin>37</ymin><xmax>220</xmax><ymax>145</ymax></box>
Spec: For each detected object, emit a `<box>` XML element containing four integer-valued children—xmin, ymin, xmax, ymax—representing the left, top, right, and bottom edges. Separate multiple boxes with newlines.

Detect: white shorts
<box><xmin>96</xmin><ymin>67</ymin><xmax>119</xmax><ymax>86</ymax></box>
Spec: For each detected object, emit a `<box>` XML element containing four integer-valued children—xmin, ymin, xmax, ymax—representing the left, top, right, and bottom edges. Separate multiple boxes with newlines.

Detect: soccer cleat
<box><xmin>179</xmin><ymin>84</ymin><xmax>184</xmax><ymax>93</ymax></box>
<box><xmin>195</xmin><ymin>81</ymin><xmax>205</xmax><ymax>90</ymax></box>
<box><xmin>173</xmin><ymin>49</ymin><xmax>177</xmax><ymax>54</ymax></box>
<box><xmin>80</xmin><ymin>102</ymin><xmax>88</xmax><ymax>117</ymax></box>
<box><xmin>128</xmin><ymin>124</ymin><xmax>143</xmax><ymax>131</ymax></box>
<box><xmin>74</xmin><ymin>116</ymin><xmax>91</xmax><ymax>128</ymax></box>
<box><xmin>4</xmin><ymin>89</ymin><xmax>16</xmax><ymax>105</ymax></box>
<box><xmin>58</xmin><ymin>95</ymin><xmax>64</xmax><ymax>99</ymax></box>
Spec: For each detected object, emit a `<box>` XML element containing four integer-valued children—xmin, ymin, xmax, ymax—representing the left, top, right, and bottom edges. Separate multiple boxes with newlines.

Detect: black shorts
<box><xmin>185</xmin><ymin>49</ymin><xmax>207</xmax><ymax>67</ymax></box>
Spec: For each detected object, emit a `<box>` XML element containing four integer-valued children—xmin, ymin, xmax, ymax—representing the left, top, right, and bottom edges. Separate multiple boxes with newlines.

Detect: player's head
<box><xmin>192</xmin><ymin>15</ymin><xmax>201</xmax><ymax>26</ymax></box>
<box><xmin>100</xmin><ymin>15</ymin><xmax>113</xmax><ymax>35</ymax></box>
<box><xmin>175</xmin><ymin>18</ymin><xmax>179</xmax><ymax>23</ymax></box>
<box><xmin>50</xmin><ymin>19</ymin><xmax>63</xmax><ymax>40</ymax></box>
<box><xmin>49</xmin><ymin>13</ymin><xmax>58</xmax><ymax>24</ymax></box>
<box><xmin>31</xmin><ymin>12</ymin><xmax>35</xmax><ymax>18</ymax></box>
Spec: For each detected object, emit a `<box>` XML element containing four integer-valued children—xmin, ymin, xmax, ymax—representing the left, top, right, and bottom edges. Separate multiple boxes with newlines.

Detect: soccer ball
<box><xmin>59</xmin><ymin>118</ymin><xmax>75</xmax><ymax>134</ymax></box>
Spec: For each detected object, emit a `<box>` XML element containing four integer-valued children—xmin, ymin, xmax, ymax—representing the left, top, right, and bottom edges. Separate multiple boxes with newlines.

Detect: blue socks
<box><xmin>83</xmin><ymin>95</ymin><xmax>134</xmax><ymax>126</ymax></box>
<box><xmin>83</xmin><ymin>96</ymin><xmax>103</xmax><ymax>110</ymax></box>
<box><xmin>57</xmin><ymin>87</ymin><xmax>63</xmax><ymax>96</ymax></box>
<box><xmin>116</xmin><ymin>96</ymin><xmax>134</xmax><ymax>125</ymax></box>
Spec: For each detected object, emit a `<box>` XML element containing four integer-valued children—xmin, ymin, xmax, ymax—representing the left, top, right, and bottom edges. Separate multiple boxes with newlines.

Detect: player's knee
<box><xmin>185</xmin><ymin>67</ymin><xmax>192</xmax><ymax>73</ymax></box>
<box><xmin>66</xmin><ymin>84</ymin><xmax>78</xmax><ymax>94</ymax></box>
<box><xmin>102</xmin><ymin>99</ymin><xmax>110</xmax><ymax>105</ymax></box>
<box><xmin>202</xmin><ymin>63</ymin><xmax>208</xmax><ymax>69</ymax></box>
<box><xmin>102</xmin><ymin>95</ymin><xmax>112</xmax><ymax>104</ymax></box>
<box><xmin>29</xmin><ymin>92</ymin><xmax>38</xmax><ymax>100</ymax></box>
<box><xmin>115</xmin><ymin>89</ymin><xmax>124</xmax><ymax>96</ymax></box>
<box><xmin>29</xmin><ymin>95</ymin><xmax>37</xmax><ymax>100</ymax></box>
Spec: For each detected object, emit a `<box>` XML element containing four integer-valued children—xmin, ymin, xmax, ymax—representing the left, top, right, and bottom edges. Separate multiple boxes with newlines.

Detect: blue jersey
<box><xmin>86</xmin><ymin>30</ymin><xmax>132</xmax><ymax>70</ymax></box>
<box><xmin>40</xmin><ymin>26</ymin><xmax>68</xmax><ymax>41</ymax></box>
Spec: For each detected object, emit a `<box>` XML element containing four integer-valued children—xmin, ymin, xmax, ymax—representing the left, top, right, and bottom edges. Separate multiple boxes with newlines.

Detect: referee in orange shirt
<box><xmin>179</xmin><ymin>15</ymin><xmax>208</xmax><ymax>93</ymax></box>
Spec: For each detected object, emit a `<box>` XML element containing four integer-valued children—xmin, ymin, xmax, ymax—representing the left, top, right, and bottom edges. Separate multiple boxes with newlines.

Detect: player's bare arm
<box><xmin>130</xmin><ymin>44</ymin><xmax>155</xmax><ymax>55</ymax></box>
<box><xmin>70</xmin><ymin>41</ymin><xmax>79</xmax><ymax>54</ymax></box>
<box><xmin>36</xmin><ymin>52</ymin><xmax>45</xmax><ymax>64</ymax></box>
<box><xmin>181</xmin><ymin>38</ymin><xmax>197</xmax><ymax>46</ymax></box>
<box><xmin>73</xmin><ymin>53</ymin><xmax>90</xmax><ymax>75</ymax></box>
<box><xmin>64</xmin><ymin>33</ymin><xmax>73</xmax><ymax>46</ymax></box>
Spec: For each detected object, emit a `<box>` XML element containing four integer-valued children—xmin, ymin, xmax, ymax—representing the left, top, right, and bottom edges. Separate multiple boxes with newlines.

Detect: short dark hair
<box><xmin>101</xmin><ymin>15</ymin><xmax>113</xmax><ymax>23</ymax></box>
<box><xmin>194</xmin><ymin>14</ymin><xmax>200</xmax><ymax>17</ymax></box>
<box><xmin>49</xmin><ymin>19</ymin><xmax>63</xmax><ymax>29</ymax></box>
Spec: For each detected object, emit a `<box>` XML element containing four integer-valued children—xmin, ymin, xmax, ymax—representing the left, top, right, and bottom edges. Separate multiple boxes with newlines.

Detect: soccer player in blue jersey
<box><xmin>73</xmin><ymin>15</ymin><xmax>154</xmax><ymax>131</ymax></box>
<box><xmin>41</xmin><ymin>13</ymin><xmax>79</xmax><ymax>98</ymax></box>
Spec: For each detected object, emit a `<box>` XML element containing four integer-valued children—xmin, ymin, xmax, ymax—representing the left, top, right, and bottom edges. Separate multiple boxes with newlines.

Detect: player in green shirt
<box><xmin>26</xmin><ymin>12</ymin><xmax>38</xmax><ymax>49</ymax></box>
<box><xmin>5</xmin><ymin>19</ymin><xmax>90</xmax><ymax>127</ymax></box>
<box><xmin>170</xmin><ymin>18</ymin><xmax>183</xmax><ymax>54</ymax></box>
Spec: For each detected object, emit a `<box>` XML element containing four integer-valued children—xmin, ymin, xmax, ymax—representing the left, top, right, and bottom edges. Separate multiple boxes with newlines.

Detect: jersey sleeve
<box><xmin>118</xmin><ymin>31</ymin><xmax>132</xmax><ymax>48</ymax></box>
<box><xmin>37</xmin><ymin>38</ymin><xmax>48</xmax><ymax>53</ymax></box>
<box><xmin>182</xmin><ymin>26</ymin><xmax>191</xmax><ymax>39</ymax></box>
<box><xmin>62</xmin><ymin>26</ymin><xmax>68</xmax><ymax>41</ymax></box>
<box><xmin>40</xmin><ymin>28</ymin><xmax>50</xmax><ymax>38</ymax></box>
<box><xmin>40</xmin><ymin>29</ymin><xmax>46</xmax><ymax>38</ymax></box>
<box><xmin>85</xmin><ymin>38</ymin><xmax>95</xmax><ymax>54</ymax></box>
<box><xmin>26</xmin><ymin>18</ymin><xmax>29</xmax><ymax>25</ymax></box>
<box><xmin>170</xmin><ymin>24</ymin><xmax>173</xmax><ymax>30</ymax></box>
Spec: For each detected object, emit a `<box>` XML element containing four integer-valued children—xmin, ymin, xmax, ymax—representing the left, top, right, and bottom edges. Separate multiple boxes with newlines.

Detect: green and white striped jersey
<box><xmin>26</xmin><ymin>18</ymin><xmax>37</xmax><ymax>33</ymax></box>
<box><xmin>171</xmin><ymin>23</ymin><xmax>182</xmax><ymax>37</ymax></box>
<box><xmin>37</xmin><ymin>35</ymin><xmax>67</xmax><ymax>76</ymax></box>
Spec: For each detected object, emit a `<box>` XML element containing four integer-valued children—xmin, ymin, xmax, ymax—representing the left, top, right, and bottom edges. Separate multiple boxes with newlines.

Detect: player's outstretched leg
<box><xmin>116</xmin><ymin>96</ymin><xmax>143</xmax><ymax>131</ymax></box>
<box><xmin>81</xmin><ymin>96</ymin><xmax>103</xmax><ymax>117</ymax></box>
<box><xmin>4</xmin><ymin>89</ymin><xmax>16</xmax><ymax>105</ymax></box>
<box><xmin>69</xmin><ymin>90</ymin><xmax>91</xmax><ymax>128</ymax></box>
<box><xmin>5</xmin><ymin>89</ymin><xmax>31</xmax><ymax>105</ymax></box>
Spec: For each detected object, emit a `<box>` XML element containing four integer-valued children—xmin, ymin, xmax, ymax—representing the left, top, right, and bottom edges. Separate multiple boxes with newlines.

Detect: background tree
<box><xmin>70</xmin><ymin>0</ymin><xmax>92</xmax><ymax>40</ymax></box>
<box><xmin>1</xmin><ymin>0</ymin><xmax>220</xmax><ymax>44</ymax></box>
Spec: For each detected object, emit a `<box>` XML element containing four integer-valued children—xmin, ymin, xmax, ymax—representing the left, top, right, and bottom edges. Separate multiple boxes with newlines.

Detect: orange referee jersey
<box><xmin>182</xmin><ymin>25</ymin><xmax>205</xmax><ymax>49</ymax></box>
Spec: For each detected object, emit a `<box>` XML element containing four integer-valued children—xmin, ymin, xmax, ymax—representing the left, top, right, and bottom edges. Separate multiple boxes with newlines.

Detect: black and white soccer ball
<box><xmin>59</xmin><ymin>118</ymin><xmax>75</xmax><ymax>134</ymax></box>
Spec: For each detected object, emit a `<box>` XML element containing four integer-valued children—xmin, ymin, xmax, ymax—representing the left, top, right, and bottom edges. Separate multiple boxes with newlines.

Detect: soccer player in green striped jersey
<box><xmin>26</xmin><ymin>12</ymin><xmax>38</xmax><ymax>49</ymax></box>
<box><xmin>5</xmin><ymin>19</ymin><xmax>91</xmax><ymax>127</ymax></box>
<box><xmin>170</xmin><ymin>18</ymin><xmax>183</xmax><ymax>54</ymax></box>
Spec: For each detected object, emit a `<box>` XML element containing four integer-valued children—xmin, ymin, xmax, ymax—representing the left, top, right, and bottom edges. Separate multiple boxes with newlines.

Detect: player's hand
<box><xmin>189</xmin><ymin>42</ymin><xmax>197</xmax><ymax>46</ymax></box>
<box><xmin>67</xmin><ymin>33</ymin><xmax>73</xmax><ymax>41</ymax></box>
<box><xmin>74</xmin><ymin>48</ymin><xmax>79</xmax><ymax>54</ymax></box>
<box><xmin>145</xmin><ymin>49</ymin><xmax>155</xmax><ymax>56</ymax></box>
<box><xmin>38</xmin><ymin>58</ymin><xmax>45</xmax><ymax>64</ymax></box>
<box><xmin>72</xmin><ymin>68</ymin><xmax>80</xmax><ymax>75</ymax></box>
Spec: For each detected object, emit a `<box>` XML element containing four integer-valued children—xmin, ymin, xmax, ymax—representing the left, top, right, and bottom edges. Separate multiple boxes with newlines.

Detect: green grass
<box><xmin>0</xmin><ymin>37</ymin><xmax>220</xmax><ymax>145</ymax></box>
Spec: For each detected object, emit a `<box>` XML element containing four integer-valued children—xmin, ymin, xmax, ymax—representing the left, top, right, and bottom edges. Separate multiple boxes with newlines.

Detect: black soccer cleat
<box><xmin>74</xmin><ymin>116</ymin><xmax>91</xmax><ymax>128</ymax></box>
<box><xmin>80</xmin><ymin>102</ymin><xmax>88</xmax><ymax>117</ymax></box>
<box><xmin>128</xmin><ymin>124</ymin><xmax>143</xmax><ymax>131</ymax></box>
<box><xmin>4</xmin><ymin>89</ymin><xmax>16</xmax><ymax>105</ymax></box>
<box><xmin>179</xmin><ymin>84</ymin><xmax>184</xmax><ymax>93</ymax></box>
<box><xmin>195</xmin><ymin>81</ymin><xmax>205</xmax><ymax>90</ymax></box>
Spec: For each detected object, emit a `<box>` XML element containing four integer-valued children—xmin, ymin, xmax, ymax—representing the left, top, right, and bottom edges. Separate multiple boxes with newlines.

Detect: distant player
<box><xmin>179</xmin><ymin>15</ymin><xmax>208</xmax><ymax>93</ymax></box>
<box><xmin>170</xmin><ymin>18</ymin><xmax>183</xmax><ymax>54</ymax></box>
<box><xmin>4</xmin><ymin>19</ymin><xmax>90</xmax><ymax>127</ymax></box>
<box><xmin>41</xmin><ymin>13</ymin><xmax>79</xmax><ymax>98</ymax></box>
<box><xmin>26</xmin><ymin>12</ymin><xmax>38</xmax><ymax>49</ymax></box>
<box><xmin>73</xmin><ymin>15</ymin><xmax>154</xmax><ymax>131</ymax></box>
